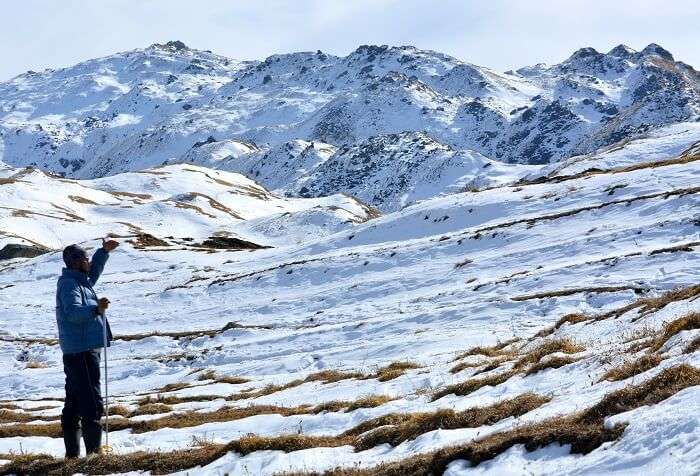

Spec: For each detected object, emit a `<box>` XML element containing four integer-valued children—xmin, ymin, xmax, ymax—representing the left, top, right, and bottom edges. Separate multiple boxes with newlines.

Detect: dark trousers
<box><xmin>61</xmin><ymin>350</ymin><xmax>103</xmax><ymax>457</ymax></box>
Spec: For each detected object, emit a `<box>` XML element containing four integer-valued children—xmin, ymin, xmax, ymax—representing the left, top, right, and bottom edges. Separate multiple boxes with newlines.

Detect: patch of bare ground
<box><xmin>126</xmin><ymin>233</ymin><xmax>169</xmax><ymax>248</ymax></box>
<box><xmin>194</xmin><ymin>236</ymin><xmax>271</xmax><ymax>250</ymax></box>
<box><xmin>451</xmin><ymin>354</ymin><xmax>513</xmax><ymax>375</ymax></box>
<box><xmin>109</xmin><ymin>191</ymin><xmax>153</xmax><ymax>201</ymax></box>
<box><xmin>599</xmin><ymin>354</ymin><xmax>664</xmax><ymax>382</ymax></box>
<box><xmin>450</xmin><ymin>359</ymin><xmax>490</xmax><ymax>374</ymax></box>
<box><xmin>197</xmin><ymin>370</ymin><xmax>250</xmax><ymax>386</ymax></box>
<box><xmin>67</xmin><ymin>195</ymin><xmax>97</xmax><ymax>205</ymax></box>
<box><xmin>511</xmin><ymin>285</ymin><xmax>645</xmax><ymax>302</ymax></box>
<box><xmin>0</xmin><ymin>409</ymin><xmax>60</xmax><ymax>424</ymax></box>
<box><xmin>177</xmin><ymin>192</ymin><xmax>244</xmax><ymax>219</ymax></box>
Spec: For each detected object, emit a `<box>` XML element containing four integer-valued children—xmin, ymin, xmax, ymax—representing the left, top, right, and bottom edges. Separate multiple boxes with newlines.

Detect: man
<box><xmin>56</xmin><ymin>237</ymin><xmax>119</xmax><ymax>458</ymax></box>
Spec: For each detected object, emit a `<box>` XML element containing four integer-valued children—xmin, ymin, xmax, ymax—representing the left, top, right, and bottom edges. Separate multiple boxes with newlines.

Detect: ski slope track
<box><xmin>0</xmin><ymin>41</ymin><xmax>699</xmax><ymax>475</ymax></box>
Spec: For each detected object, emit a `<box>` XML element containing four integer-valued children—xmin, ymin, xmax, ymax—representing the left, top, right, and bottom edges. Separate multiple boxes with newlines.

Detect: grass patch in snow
<box><xmin>536</xmin><ymin>313</ymin><xmax>590</xmax><ymax>337</ymax></box>
<box><xmin>511</xmin><ymin>286</ymin><xmax>643</xmax><ymax>302</ymax></box>
<box><xmin>431</xmin><ymin>370</ymin><xmax>517</xmax><ymax>401</ymax></box>
<box><xmin>685</xmin><ymin>336</ymin><xmax>700</xmax><ymax>354</ymax></box>
<box><xmin>524</xmin><ymin>355</ymin><xmax>581</xmax><ymax>376</ymax></box>
<box><xmin>599</xmin><ymin>354</ymin><xmax>663</xmax><ymax>382</ymax></box>
<box><xmin>5</xmin><ymin>366</ymin><xmax>698</xmax><ymax>475</ymax></box>
<box><xmin>453</xmin><ymin>339</ymin><xmax>519</xmax><ymax>361</ymax></box>
<box><xmin>297</xmin><ymin>365</ymin><xmax>700</xmax><ymax>476</ymax></box>
<box><xmin>513</xmin><ymin>338</ymin><xmax>584</xmax><ymax>370</ymax></box>
<box><xmin>648</xmin><ymin>312</ymin><xmax>700</xmax><ymax>352</ymax></box>
<box><xmin>348</xmin><ymin>393</ymin><xmax>549</xmax><ymax>451</ymax></box>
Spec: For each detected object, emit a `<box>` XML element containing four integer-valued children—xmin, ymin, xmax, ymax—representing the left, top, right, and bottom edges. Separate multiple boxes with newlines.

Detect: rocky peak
<box><xmin>640</xmin><ymin>43</ymin><xmax>674</xmax><ymax>61</ymax></box>
<box><xmin>608</xmin><ymin>44</ymin><xmax>637</xmax><ymax>59</ymax></box>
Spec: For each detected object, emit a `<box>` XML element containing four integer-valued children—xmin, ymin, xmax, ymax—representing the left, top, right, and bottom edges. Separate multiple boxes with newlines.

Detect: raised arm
<box><xmin>88</xmin><ymin>247</ymin><xmax>109</xmax><ymax>286</ymax></box>
<box><xmin>88</xmin><ymin>238</ymin><xmax>119</xmax><ymax>285</ymax></box>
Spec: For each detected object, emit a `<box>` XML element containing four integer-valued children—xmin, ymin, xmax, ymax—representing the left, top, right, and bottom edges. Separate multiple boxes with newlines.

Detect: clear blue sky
<box><xmin>2</xmin><ymin>0</ymin><xmax>698</xmax><ymax>81</ymax></box>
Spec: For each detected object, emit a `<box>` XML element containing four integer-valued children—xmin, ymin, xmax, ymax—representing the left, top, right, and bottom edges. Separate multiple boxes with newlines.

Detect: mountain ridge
<box><xmin>1</xmin><ymin>41</ymin><xmax>698</xmax><ymax>212</ymax></box>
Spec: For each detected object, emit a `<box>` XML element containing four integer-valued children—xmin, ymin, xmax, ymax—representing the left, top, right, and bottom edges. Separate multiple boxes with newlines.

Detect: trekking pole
<box><xmin>102</xmin><ymin>310</ymin><xmax>111</xmax><ymax>453</ymax></box>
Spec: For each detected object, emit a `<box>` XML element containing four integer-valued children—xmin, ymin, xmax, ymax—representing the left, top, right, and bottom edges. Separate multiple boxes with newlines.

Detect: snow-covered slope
<box><xmin>0</xmin><ymin>133</ymin><xmax>698</xmax><ymax>474</ymax></box>
<box><xmin>0</xmin><ymin>163</ymin><xmax>377</xmax><ymax>251</ymax></box>
<box><xmin>1</xmin><ymin>42</ymin><xmax>698</xmax><ymax>213</ymax></box>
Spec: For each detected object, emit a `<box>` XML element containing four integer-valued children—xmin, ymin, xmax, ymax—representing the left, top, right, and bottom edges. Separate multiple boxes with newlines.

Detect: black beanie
<box><xmin>63</xmin><ymin>244</ymin><xmax>88</xmax><ymax>269</ymax></box>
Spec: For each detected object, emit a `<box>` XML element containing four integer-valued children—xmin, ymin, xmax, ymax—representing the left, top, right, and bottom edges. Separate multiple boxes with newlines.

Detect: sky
<box><xmin>2</xmin><ymin>0</ymin><xmax>699</xmax><ymax>81</ymax></box>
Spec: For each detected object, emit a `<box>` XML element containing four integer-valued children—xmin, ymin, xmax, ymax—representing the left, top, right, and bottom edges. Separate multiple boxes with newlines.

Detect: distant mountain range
<box><xmin>1</xmin><ymin>41</ymin><xmax>698</xmax><ymax>210</ymax></box>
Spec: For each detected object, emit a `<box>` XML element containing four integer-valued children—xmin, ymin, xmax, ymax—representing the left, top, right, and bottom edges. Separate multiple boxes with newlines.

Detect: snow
<box><xmin>0</xmin><ymin>42</ymin><xmax>699</xmax><ymax>476</ymax></box>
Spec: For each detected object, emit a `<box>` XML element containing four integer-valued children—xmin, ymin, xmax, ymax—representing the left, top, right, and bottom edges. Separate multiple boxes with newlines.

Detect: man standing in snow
<box><xmin>56</xmin><ymin>237</ymin><xmax>119</xmax><ymax>457</ymax></box>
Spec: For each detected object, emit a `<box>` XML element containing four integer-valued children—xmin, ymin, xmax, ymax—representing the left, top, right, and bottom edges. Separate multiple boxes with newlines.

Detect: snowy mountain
<box><xmin>1</xmin><ymin>42</ymin><xmax>700</xmax><ymax>475</ymax></box>
<box><xmin>1</xmin><ymin>117</ymin><xmax>699</xmax><ymax>474</ymax></box>
<box><xmin>1</xmin><ymin>42</ymin><xmax>698</xmax><ymax>212</ymax></box>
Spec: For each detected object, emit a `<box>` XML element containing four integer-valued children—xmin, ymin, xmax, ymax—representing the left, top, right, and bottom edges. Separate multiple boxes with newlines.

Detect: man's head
<box><xmin>62</xmin><ymin>245</ymin><xmax>89</xmax><ymax>273</ymax></box>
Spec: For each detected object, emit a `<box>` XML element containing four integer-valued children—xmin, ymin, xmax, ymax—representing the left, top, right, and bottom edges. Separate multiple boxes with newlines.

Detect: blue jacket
<box><xmin>55</xmin><ymin>247</ymin><xmax>113</xmax><ymax>354</ymax></box>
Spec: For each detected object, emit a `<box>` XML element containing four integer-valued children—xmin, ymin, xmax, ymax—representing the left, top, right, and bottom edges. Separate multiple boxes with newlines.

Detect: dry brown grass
<box><xmin>108</xmin><ymin>404</ymin><xmax>131</xmax><ymax>418</ymax></box>
<box><xmin>431</xmin><ymin>370</ymin><xmax>517</xmax><ymax>401</ymax></box>
<box><xmin>0</xmin><ymin>394</ymin><xmax>394</xmax><ymax>438</ymax></box>
<box><xmin>156</xmin><ymin>382</ymin><xmax>190</xmax><ymax>393</ymax></box>
<box><xmin>685</xmin><ymin>336</ymin><xmax>700</xmax><ymax>354</ymax></box>
<box><xmin>525</xmin><ymin>355</ymin><xmax>581</xmax><ymax>376</ymax></box>
<box><xmin>127</xmin><ymin>233</ymin><xmax>169</xmax><ymax>248</ymax></box>
<box><xmin>648</xmin><ymin>312</ymin><xmax>700</xmax><ymax>352</ymax></box>
<box><xmin>304</xmin><ymin>365</ymin><xmax>700</xmax><ymax>476</ymax></box>
<box><xmin>536</xmin><ymin>313</ymin><xmax>591</xmax><ymax>337</ymax></box>
<box><xmin>305</xmin><ymin>369</ymin><xmax>364</xmax><ymax>384</ymax></box>
<box><xmin>599</xmin><ymin>354</ymin><xmax>663</xmax><ymax>382</ymax></box>
<box><xmin>453</xmin><ymin>339</ymin><xmax>519</xmax><ymax>361</ymax></box>
<box><xmin>67</xmin><ymin>195</ymin><xmax>97</xmax><ymax>205</ymax></box>
<box><xmin>6</xmin><ymin>366</ymin><xmax>699</xmax><ymax>475</ymax></box>
<box><xmin>365</xmin><ymin>362</ymin><xmax>421</xmax><ymax>382</ymax></box>
<box><xmin>511</xmin><ymin>286</ymin><xmax>643</xmax><ymax>302</ymax></box>
<box><xmin>449</xmin><ymin>359</ymin><xmax>489</xmax><ymax>374</ymax></box>
<box><xmin>24</xmin><ymin>361</ymin><xmax>48</xmax><ymax>369</ymax></box>
<box><xmin>197</xmin><ymin>369</ymin><xmax>250</xmax><ymax>385</ymax></box>
<box><xmin>0</xmin><ymin>409</ymin><xmax>60</xmax><ymax>424</ymax></box>
<box><xmin>349</xmin><ymin>393</ymin><xmax>549</xmax><ymax>451</ymax></box>
<box><xmin>512</xmin><ymin>141</ymin><xmax>700</xmax><ymax>188</ymax></box>
<box><xmin>513</xmin><ymin>338</ymin><xmax>584</xmax><ymax>370</ymax></box>
<box><xmin>130</xmin><ymin>403</ymin><xmax>173</xmax><ymax>417</ymax></box>
<box><xmin>344</xmin><ymin>395</ymin><xmax>395</xmax><ymax>412</ymax></box>
<box><xmin>598</xmin><ymin>284</ymin><xmax>700</xmax><ymax>321</ymax></box>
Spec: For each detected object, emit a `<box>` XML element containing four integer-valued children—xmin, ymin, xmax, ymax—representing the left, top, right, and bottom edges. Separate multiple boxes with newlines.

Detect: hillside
<box><xmin>0</xmin><ymin>124</ymin><xmax>698</xmax><ymax>475</ymax></box>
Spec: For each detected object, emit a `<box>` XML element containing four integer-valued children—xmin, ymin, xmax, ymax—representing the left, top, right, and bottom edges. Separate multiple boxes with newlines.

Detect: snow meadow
<box><xmin>0</xmin><ymin>41</ymin><xmax>699</xmax><ymax>475</ymax></box>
